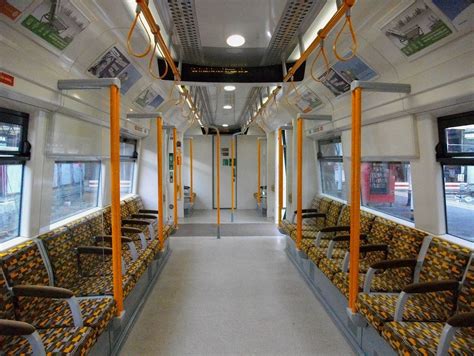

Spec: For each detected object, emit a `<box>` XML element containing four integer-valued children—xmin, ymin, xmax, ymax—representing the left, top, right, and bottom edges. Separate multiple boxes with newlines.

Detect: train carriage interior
<box><xmin>0</xmin><ymin>0</ymin><xmax>473</xmax><ymax>355</ymax></box>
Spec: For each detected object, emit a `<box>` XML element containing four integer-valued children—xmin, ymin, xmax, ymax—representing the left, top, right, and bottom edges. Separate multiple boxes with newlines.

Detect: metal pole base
<box><xmin>217</xmin><ymin>225</ymin><xmax>221</xmax><ymax>239</ymax></box>
<box><xmin>231</xmin><ymin>212</ymin><xmax>234</xmax><ymax>222</ymax></box>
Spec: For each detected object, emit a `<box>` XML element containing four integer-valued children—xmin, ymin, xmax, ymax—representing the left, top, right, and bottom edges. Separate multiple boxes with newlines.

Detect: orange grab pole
<box><xmin>348</xmin><ymin>87</ymin><xmax>362</xmax><ymax>312</ymax></box>
<box><xmin>216</xmin><ymin>132</ymin><xmax>221</xmax><ymax>236</ymax></box>
<box><xmin>189</xmin><ymin>138</ymin><xmax>193</xmax><ymax>204</ymax></box>
<box><xmin>231</xmin><ymin>137</ymin><xmax>235</xmax><ymax>217</ymax></box>
<box><xmin>278</xmin><ymin>129</ymin><xmax>283</xmax><ymax>226</ymax></box>
<box><xmin>110</xmin><ymin>85</ymin><xmax>124</xmax><ymax>315</ymax></box>
<box><xmin>157</xmin><ymin>117</ymin><xmax>164</xmax><ymax>250</ymax></box>
<box><xmin>257</xmin><ymin>139</ymin><xmax>261</xmax><ymax>206</ymax></box>
<box><xmin>173</xmin><ymin>128</ymin><xmax>178</xmax><ymax>228</ymax></box>
<box><xmin>296</xmin><ymin>118</ymin><xmax>303</xmax><ymax>250</ymax></box>
<box><xmin>177</xmin><ymin>147</ymin><xmax>182</xmax><ymax>200</ymax></box>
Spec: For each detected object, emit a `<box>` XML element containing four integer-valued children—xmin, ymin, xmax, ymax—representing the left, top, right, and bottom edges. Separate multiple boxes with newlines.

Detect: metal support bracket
<box><xmin>350</xmin><ymin>81</ymin><xmax>411</xmax><ymax>93</ymax></box>
<box><xmin>298</xmin><ymin>113</ymin><xmax>332</xmax><ymax>121</ymax></box>
<box><xmin>127</xmin><ymin>112</ymin><xmax>163</xmax><ymax>119</ymax></box>
<box><xmin>58</xmin><ymin>78</ymin><xmax>121</xmax><ymax>90</ymax></box>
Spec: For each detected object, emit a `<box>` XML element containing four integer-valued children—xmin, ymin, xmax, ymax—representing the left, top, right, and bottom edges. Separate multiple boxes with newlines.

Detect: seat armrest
<box><xmin>331</xmin><ymin>234</ymin><xmax>368</xmax><ymax>243</ymax></box>
<box><xmin>139</xmin><ymin>209</ymin><xmax>158</xmax><ymax>214</ymax></box>
<box><xmin>0</xmin><ymin>319</ymin><xmax>35</xmax><ymax>336</ymax></box>
<box><xmin>447</xmin><ymin>312</ymin><xmax>474</xmax><ymax>328</ymax></box>
<box><xmin>293</xmin><ymin>209</ymin><xmax>319</xmax><ymax>214</ymax></box>
<box><xmin>320</xmin><ymin>226</ymin><xmax>350</xmax><ymax>233</ymax></box>
<box><xmin>12</xmin><ymin>285</ymin><xmax>74</xmax><ymax>299</ymax></box>
<box><xmin>94</xmin><ymin>235</ymin><xmax>133</xmax><ymax>244</ymax></box>
<box><xmin>301</xmin><ymin>213</ymin><xmax>326</xmax><ymax>220</ymax></box>
<box><xmin>122</xmin><ymin>219</ymin><xmax>151</xmax><ymax>226</ymax></box>
<box><xmin>402</xmin><ymin>280</ymin><xmax>459</xmax><ymax>294</ymax></box>
<box><xmin>371</xmin><ymin>258</ymin><xmax>417</xmax><ymax>270</ymax></box>
<box><xmin>122</xmin><ymin>227</ymin><xmax>142</xmax><ymax>234</ymax></box>
<box><xmin>76</xmin><ymin>246</ymin><xmax>113</xmax><ymax>255</ymax></box>
<box><xmin>360</xmin><ymin>244</ymin><xmax>389</xmax><ymax>253</ymax></box>
<box><xmin>131</xmin><ymin>214</ymin><xmax>157</xmax><ymax>219</ymax></box>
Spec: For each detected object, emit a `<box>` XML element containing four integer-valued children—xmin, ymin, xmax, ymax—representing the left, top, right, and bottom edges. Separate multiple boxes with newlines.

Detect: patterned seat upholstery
<box><xmin>0</xmin><ymin>241</ymin><xmax>116</xmax><ymax>336</ymax></box>
<box><xmin>356</xmin><ymin>238</ymin><xmax>472</xmax><ymax>332</ymax></box>
<box><xmin>381</xmin><ymin>259</ymin><xmax>474</xmax><ymax>355</ymax></box>
<box><xmin>279</xmin><ymin>196</ymin><xmax>330</xmax><ymax>237</ymax></box>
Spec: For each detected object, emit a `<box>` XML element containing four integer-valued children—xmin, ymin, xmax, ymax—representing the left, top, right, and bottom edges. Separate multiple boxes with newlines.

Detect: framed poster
<box><xmin>0</xmin><ymin>0</ymin><xmax>34</xmax><ymax>21</ymax></box>
<box><xmin>431</xmin><ymin>0</ymin><xmax>474</xmax><ymax>31</ymax></box>
<box><xmin>287</xmin><ymin>85</ymin><xmax>323</xmax><ymax>113</ymax></box>
<box><xmin>320</xmin><ymin>54</ymin><xmax>377</xmax><ymax>97</ymax></box>
<box><xmin>20</xmin><ymin>0</ymin><xmax>90</xmax><ymax>51</ymax></box>
<box><xmin>134</xmin><ymin>86</ymin><xmax>164</xmax><ymax>111</ymax></box>
<box><xmin>88</xmin><ymin>46</ymin><xmax>142</xmax><ymax>95</ymax></box>
<box><xmin>381</xmin><ymin>0</ymin><xmax>453</xmax><ymax>58</ymax></box>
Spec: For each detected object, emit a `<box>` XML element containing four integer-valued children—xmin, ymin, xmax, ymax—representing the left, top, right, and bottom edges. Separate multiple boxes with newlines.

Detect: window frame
<box><xmin>318</xmin><ymin>137</ymin><xmax>346</xmax><ymax>199</ymax></box>
<box><xmin>119</xmin><ymin>137</ymin><xmax>137</xmax><ymax>196</ymax></box>
<box><xmin>0</xmin><ymin>108</ymin><xmax>30</xmax><ymax>161</ymax></box>
<box><xmin>0</xmin><ymin>163</ymin><xmax>25</xmax><ymax>242</ymax></box>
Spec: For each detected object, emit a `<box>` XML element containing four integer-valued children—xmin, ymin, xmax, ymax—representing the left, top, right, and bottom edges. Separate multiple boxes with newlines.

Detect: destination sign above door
<box><xmin>157</xmin><ymin>59</ymin><xmax>306</xmax><ymax>83</ymax></box>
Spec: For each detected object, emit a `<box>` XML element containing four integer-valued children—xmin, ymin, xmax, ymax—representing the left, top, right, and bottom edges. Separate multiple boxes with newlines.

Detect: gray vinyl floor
<box><xmin>120</xmin><ymin>218</ymin><xmax>353</xmax><ymax>355</ymax></box>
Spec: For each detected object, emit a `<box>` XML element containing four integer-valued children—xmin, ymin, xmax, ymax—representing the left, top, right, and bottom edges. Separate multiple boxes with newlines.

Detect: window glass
<box><xmin>120</xmin><ymin>141</ymin><xmax>136</xmax><ymax>157</ymax></box>
<box><xmin>321</xmin><ymin>161</ymin><xmax>346</xmax><ymax>199</ymax></box>
<box><xmin>319</xmin><ymin>141</ymin><xmax>343</xmax><ymax>157</ymax></box>
<box><xmin>120</xmin><ymin>161</ymin><xmax>134</xmax><ymax>196</ymax></box>
<box><xmin>361</xmin><ymin>162</ymin><xmax>414</xmax><ymax>222</ymax></box>
<box><xmin>443</xmin><ymin>165</ymin><xmax>474</xmax><ymax>242</ymax></box>
<box><xmin>51</xmin><ymin>162</ymin><xmax>100</xmax><ymax>223</ymax></box>
<box><xmin>445</xmin><ymin>124</ymin><xmax>474</xmax><ymax>154</ymax></box>
<box><xmin>0</xmin><ymin>122</ymin><xmax>23</xmax><ymax>153</ymax></box>
<box><xmin>0</xmin><ymin>164</ymin><xmax>23</xmax><ymax>242</ymax></box>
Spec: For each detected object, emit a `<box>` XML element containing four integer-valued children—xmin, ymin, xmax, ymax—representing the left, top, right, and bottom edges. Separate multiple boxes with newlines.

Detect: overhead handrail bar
<box><xmin>127</xmin><ymin>112</ymin><xmax>165</xmax><ymax>251</ymax></box>
<box><xmin>58</xmin><ymin>79</ymin><xmax>124</xmax><ymax>316</ymax></box>
<box><xmin>347</xmin><ymin>80</ymin><xmax>411</xmax><ymax>315</ymax></box>
<box><xmin>333</xmin><ymin>8</ymin><xmax>358</xmax><ymax>62</ymax></box>
<box><xmin>127</xmin><ymin>9</ymin><xmax>152</xmax><ymax>58</ymax></box>
<box><xmin>244</xmin><ymin>0</ymin><xmax>356</xmax><ymax>130</ymax></box>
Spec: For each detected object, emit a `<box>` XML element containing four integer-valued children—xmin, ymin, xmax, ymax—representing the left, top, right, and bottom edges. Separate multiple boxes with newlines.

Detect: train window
<box><xmin>437</xmin><ymin>111</ymin><xmax>474</xmax><ymax>241</ymax></box>
<box><xmin>120</xmin><ymin>138</ymin><xmax>137</xmax><ymax>196</ymax></box>
<box><xmin>0</xmin><ymin>109</ymin><xmax>29</xmax><ymax>242</ymax></box>
<box><xmin>318</xmin><ymin>138</ymin><xmax>346</xmax><ymax>199</ymax></box>
<box><xmin>51</xmin><ymin>161</ymin><xmax>101</xmax><ymax>223</ymax></box>
<box><xmin>0</xmin><ymin>164</ymin><xmax>24</xmax><ymax>242</ymax></box>
<box><xmin>361</xmin><ymin>162</ymin><xmax>414</xmax><ymax>222</ymax></box>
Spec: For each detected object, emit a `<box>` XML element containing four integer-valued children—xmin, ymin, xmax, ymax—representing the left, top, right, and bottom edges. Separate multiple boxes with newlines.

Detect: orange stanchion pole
<box><xmin>173</xmin><ymin>128</ymin><xmax>178</xmax><ymax>228</ymax></box>
<box><xmin>157</xmin><ymin>117</ymin><xmax>164</xmax><ymax>250</ymax></box>
<box><xmin>348</xmin><ymin>87</ymin><xmax>362</xmax><ymax>312</ymax></box>
<box><xmin>110</xmin><ymin>84</ymin><xmax>124</xmax><ymax>315</ymax></box>
<box><xmin>278</xmin><ymin>129</ymin><xmax>283</xmax><ymax>226</ymax></box>
<box><xmin>178</xmin><ymin>146</ymin><xmax>182</xmax><ymax>200</ymax></box>
<box><xmin>189</xmin><ymin>138</ymin><xmax>193</xmax><ymax>204</ymax></box>
<box><xmin>257</xmin><ymin>139</ymin><xmax>261</xmax><ymax>206</ymax></box>
<box><xmin>231</xmin><ymin>137</ymin><xmax>235</xmax><ymax>222</ymax></box>
<box><xmin>296</xmin><ymin>118</ymin><xmax>303</xmax><ymax>250</ymax></box>
<box><xmin>216</xmin><ymin>131</ymin><xmax>221</xmax><ymax>237</ymax></box>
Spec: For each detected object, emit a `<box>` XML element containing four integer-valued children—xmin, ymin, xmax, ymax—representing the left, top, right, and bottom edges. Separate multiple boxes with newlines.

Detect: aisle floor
<box><xmin>120</xmin><ymin>224</ymin><xmax>353</xmax><ymax>355</ymax></box>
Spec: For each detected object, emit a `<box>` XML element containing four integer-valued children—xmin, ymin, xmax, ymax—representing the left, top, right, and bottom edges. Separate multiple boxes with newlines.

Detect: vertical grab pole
<box><xmin>296</xmin><ymin>118</ymin><xmax>303</xmax><ymax>251</ymax></box>
<box><xmin>173</xmin><ymin>128</ymin><xmax>178</xmax><ymax>228</ymax></box>
<box><xmin>189</xmin><ymin>138</ymin><xmax>193</xmax><ymax>204</ymax></box>
<box><xmin>349</xmin><ymin>87</ymin><xmax>362</xmax><ymax>312</ymax></box>
<box><xmin>257</xmin><ymin>139</ymin><xmax>261</xmax><ymax>207</ymax></box>
<box><xmin>110</xmin><ymin>84</ymin><xmax>124</xmax><ymax>315</ymax></box>
<box><xmin>157</xmin><ymin>117</ymin><xmax>164</xmax><ymax>250</ymax></box>
<box><xmin>231</xmin><ymin>136</ymin><xmax>235</xmax><ymax>222</ymax></box>
<box><xmin>216</xmin><ymin>130</ymin><xmax>221</xmax><ymax>238</ymax></box>
<box><xmin>178</xmin><ymin>146</ymin><xmax>182</xmax><ymax>200</ymax></box>
<box><xmin>278</xmin><ymin>128</ymin><xmax>283</xmax><ymax>226</ymax></box>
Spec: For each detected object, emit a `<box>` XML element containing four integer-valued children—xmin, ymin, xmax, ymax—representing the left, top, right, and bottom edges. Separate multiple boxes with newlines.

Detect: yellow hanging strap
<box><xmin>127</xmin><ymin>12</ymin><xmax>152</xmax><ymax>58</ymax></box>
<box><xmin>333</xmin><ymin>10</ymin><xmax>358</xmax><ymax>62</ymax></box>
<box><xmin>310</xmin><ymin>37</ymin><xmax>331</xmax><ymax>83</ymax></box>
<box><xmin>148</xmin><ymin>39</ymin><xmax>169</xmax><ymax>80</ymax></box>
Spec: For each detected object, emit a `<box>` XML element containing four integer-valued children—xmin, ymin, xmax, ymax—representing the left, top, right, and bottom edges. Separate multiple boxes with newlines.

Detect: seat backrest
<box><xmin>318</xmin><ymin>197</ymin><xmax>332</xmax><ymax>215</ymax></box>
<box><xmin>457</xmin><ymin>256</ymin><xmax>474</xmax><ymax>314</ymax></box>
<box><xmin>310</xmin><ymin>196</ymin><xmax>322</xmax><ymax>210</ymax></box>
<box><xmin>66</xmin><ymin>217</ymin><xmax>94</xmax><ymax>247</ymax></box>
<box><xmin>367</xmin><ymin>217</ymin><xmax>397</xmax><ymax>245</ymax></box>
<box><xmin>325</xmin><ymin>200</ymin><xmax>344</xmax><ymax>227</ymax></box>
<box><xmin>0</xmin><ymin>270</ymin><xmax>15</xmax><ymax>320</ymax></box>
<box><xmin>120</xmin><ymin>200</ymin><xmax>129</xmax><ymax>220</ymax></box>
<box><xmin>388</xmin><ymin>225</ymin><xmax>426</xmax><ymax>260</ymax></box>
<box><xmin>419</xmin><ymin>237</ymin><xmax>472</xmax><ymax>283</ymax></box>
<box><xmin>38</xmin><ymin>227</ymin><xmax>79</xmax><ymax>289</ymax></box>
<box><xmin>102</xmin><ymin>206</ymin><xmax>112</xmax><ymax>235</ymax></box>
<box><xmin>88</xmin><ymin>211</ymin><xmax>105</xmax><ymax>238</ymax></box>
<box><xmin>337</xmin><ymin>206</ymin><xmax>375</xmax><ymax>234</ymax></box>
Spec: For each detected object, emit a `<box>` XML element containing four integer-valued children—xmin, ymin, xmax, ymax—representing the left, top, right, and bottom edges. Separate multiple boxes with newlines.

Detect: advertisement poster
<box><xmin>88</xmin><ymin>46</ymin><xmax>142</xmax><ymax>95</ymax></box>
<box><xmin>432</xmin><ymin>0</ymin><xmax>474</xmax><ymax>31</ymax></box>
<box><xmin>0</xmin><ymin>0</ymin><xmax>34</xmax><ymax>21</ymax></box>
<box><xmin>287</xmin><ymin>85</ymin><xmax>323</xmax><ymax>113</ymax></box>
<box><xmin>20</xmin><ymin>0</ymin><xmax>90</xmax><ymax>50</ymax></box>
<box><xmin>320</xmin><ymin>54</ymin><xmax>377</xmax><ymax>97</ymax></box>
<box><xmin>382</xmin><ymin>0</ymin><xmax>453</xmax><ymax>57</ymax></box>
<box><xmin>134</xmin><ymin>86</ymin><xmax>164</xmax><ymax>110</ymax></box>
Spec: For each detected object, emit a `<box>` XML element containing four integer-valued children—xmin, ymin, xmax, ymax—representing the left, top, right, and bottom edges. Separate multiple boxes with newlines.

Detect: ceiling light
<box><xmin>223</xmin><ymin>105</ymin><xmax>232</xmax><ymax>110</ymax></box>
<box><xmin>222</xmin><ymin>124</ymin><xmax>229</xmax><ymax>127</ymax></box>
<box><xmin>224</xmin><ymin>85</ymin><xmax>236</xmax><ymax>92</ymax></box>
<box><xmin>226</xmin><ymin>34</ymin><xmax>245</xmax><ymax>47</ymax></box>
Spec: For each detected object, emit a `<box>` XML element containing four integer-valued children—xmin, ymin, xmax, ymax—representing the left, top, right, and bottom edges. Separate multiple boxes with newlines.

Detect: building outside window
<box><xmin>318</xmin><ymin>138</ymin><xmax>346</xmax><ymax>199</ymax></box>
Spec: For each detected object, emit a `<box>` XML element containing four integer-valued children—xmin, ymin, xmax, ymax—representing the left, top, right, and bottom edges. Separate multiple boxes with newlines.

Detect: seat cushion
<box><xmin>357</xmin><ymin>292</ymin><xmax>455</xmax><ymax>332</ymax></box>
<box><xmin>382</xmin><ymin>321</ymin><xmax>474</xmax><ymax>356</ymax></box>
<box><xmin>2</xmin><ymin>326</ymin><xmax>96</xmax><ymax>356</ymax></box>
<box><xmin>15</xmin><ymin>297</ymin><xmax>115</xmax><ymax>336</ymax></box>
